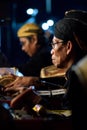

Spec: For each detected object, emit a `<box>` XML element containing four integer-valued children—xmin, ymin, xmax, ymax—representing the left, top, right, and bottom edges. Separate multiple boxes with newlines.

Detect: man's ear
<box><xmin>66</xmin><ymin>40</ymin><xmax>73</xmax><ymax>55</ymax></box>
<box><xmin>31</xmin><ymin>35</ymin><xmax>37</xmax><ymax>44</ymax></box>
<box><xmin>32</xmin><ymin>35</ymin><xmax>40</xmax><ymax>48</ymax></box>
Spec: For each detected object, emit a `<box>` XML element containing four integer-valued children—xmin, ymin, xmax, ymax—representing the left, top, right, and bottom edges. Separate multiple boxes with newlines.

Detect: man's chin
<box><xmin>52</xmin><ymin>62</ymin><xmax>58</xmax><ymax>68</ymax></box>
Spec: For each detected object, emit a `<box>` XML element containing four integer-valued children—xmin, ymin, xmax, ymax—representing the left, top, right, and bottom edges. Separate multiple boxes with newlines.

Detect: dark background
<box><xmin>0</xmin><ymin>0</ymin><xmax>87</xmax><ymax>66</ymax></box>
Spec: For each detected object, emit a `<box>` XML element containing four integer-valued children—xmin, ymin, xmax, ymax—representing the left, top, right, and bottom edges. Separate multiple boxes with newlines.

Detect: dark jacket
<box><xmin>17</xmin><ymin>44</ymin><xmax>52</xmax><ymax>76</ymax></box>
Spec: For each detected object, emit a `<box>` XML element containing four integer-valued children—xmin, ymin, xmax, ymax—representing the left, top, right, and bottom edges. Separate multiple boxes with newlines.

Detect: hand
<box><xmin>4</xmin><ymin>76</ymin><xmax>39</xmax><ymax>96</ymax></box>
<box><xmin>10</xmin><ymin>86</ymin><xmax>42</xmax><ymax>109</ymax></box>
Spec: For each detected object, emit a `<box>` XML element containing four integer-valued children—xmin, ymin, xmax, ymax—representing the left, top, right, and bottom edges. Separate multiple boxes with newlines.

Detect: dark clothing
<box><xmin>0</xmin><ymin>102</ymin><xmax>15</xmax><ymax>129</ymax></box>
<box><xmin>16</xmin><ymin>44</ymin><xmax>52</xmax><ymax>76</ymax></box>
<box><xmin>62</xmin><ymin>52</ymin><xmax>87</xmax><ymax>110</ymax></box>
<box><xmin>66</xmin><ymin>56</ymin><xmax>87</xmax><ymax>130</ymax></box>
<box><xmin>61</xmin><ymin>67</ymin><xmax>73</xmax><ymax>110</ymax></box>
<box><xmin>0</xmin><ymin>51</ymin><xmax>10</xmax><ymax>67</ymax></box>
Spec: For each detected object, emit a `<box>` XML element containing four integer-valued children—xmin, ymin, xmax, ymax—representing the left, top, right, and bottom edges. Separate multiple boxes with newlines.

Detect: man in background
<box><xmin>16</xmin><ymin>23</ymin><xmax>52</xmax><ymax>76</ymax></box>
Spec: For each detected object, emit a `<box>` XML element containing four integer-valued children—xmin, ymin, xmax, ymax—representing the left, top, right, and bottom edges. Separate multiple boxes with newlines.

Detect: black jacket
<box><xmin>17</xmin><ymin>44</ymin><xmax>52</xmax><ymax>76</ymax></box>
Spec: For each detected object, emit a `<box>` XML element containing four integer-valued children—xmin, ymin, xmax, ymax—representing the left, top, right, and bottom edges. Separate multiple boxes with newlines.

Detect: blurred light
<box><xmin>33</xmin><ymin>9</ymin><xmax>38</xmax><ymax>16</ymax></box>
<box><xmin>26</xmin><ymin>8</ymin><xmax>38</xmax><ymax>16</ymax></box>
<box><xmin>26</xmin><ymin>8</ymin><xmax>33</xmax><ymax>15</ymax></box>
<box><xmin>25</xmin><ymin>17</ymin><xmax>36</xmax><ymax>23</ymax></box>
<box><xmin>47</xmin><ymin>19</ymin><xmax>54</xmax><ymax>26</ymax></box>
<box><xmin>41</xmin><ymin>19</ymin><xmax>54</xmax><ymax>31</ymax></box>
<box><xmin>41</xmin><ymin>23</ymin><xmax>49</xmax><ymax>30</ymax></box>
<box><xmin>46</xmin><ymin>0</ymin><xmax>52</xmax><ymax>13</ymax></box>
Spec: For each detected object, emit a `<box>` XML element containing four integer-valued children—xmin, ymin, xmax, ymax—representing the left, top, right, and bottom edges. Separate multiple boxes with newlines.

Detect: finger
<box><xmin>4</xmin><ymin>82</ymin><xmax>14</xmax><ymax>88</ymax></box>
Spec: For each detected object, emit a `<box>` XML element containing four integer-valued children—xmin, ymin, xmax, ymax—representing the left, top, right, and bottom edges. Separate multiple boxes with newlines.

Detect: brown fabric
<box><xmin>0</xmin><ymin>74</ymin><xmax>16</xmax><ymax>87</ymax></box>
<box><xmin>40</xmin><ymin>65</ymin><xmax>66</xmax><ymax>78</ymax></box>
<box><xmin>0</xmin><ymin>68</ymin><xmax>17</xmax><ymax>86</ymax></box>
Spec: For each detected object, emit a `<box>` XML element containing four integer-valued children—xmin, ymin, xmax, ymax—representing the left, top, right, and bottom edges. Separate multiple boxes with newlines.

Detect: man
<box><xmin>16</xmin><ymin>23</ymin><xmax>52</xmax><ymax>76</ymax></box>
<box><xmin>50</xmin><ymin>15</ymin><xmax>87</xmax><ymax>108</ymax></box>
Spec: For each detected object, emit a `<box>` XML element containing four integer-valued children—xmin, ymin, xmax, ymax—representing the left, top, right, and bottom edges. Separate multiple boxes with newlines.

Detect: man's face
<box><xmin>51</xmin><ymin>36</ymin><xmax>68</xmax><ymax>68</ymax></box>
<box><xmin>19</xmin><ymin>36</ymin><xmax>38</xmax><ymax>57</ymax></box>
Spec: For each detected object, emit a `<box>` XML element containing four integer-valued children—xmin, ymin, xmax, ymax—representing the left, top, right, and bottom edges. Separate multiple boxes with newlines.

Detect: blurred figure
<box><xmin>67</xmin><ymin>55</ymin><xmax>87</xmax><ymax>130</ymax></box>
<box><xmin>16</xmin><ymin>23</ymin><xmax>52</xmax><ymax>76</ymax></box>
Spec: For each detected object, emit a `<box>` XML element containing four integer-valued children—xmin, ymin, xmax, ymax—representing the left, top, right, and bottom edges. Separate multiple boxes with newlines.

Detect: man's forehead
<box><xmin>52</xmin><ymin>36</ymin><xmax>62</xmax><ymax>42</ymax></box>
